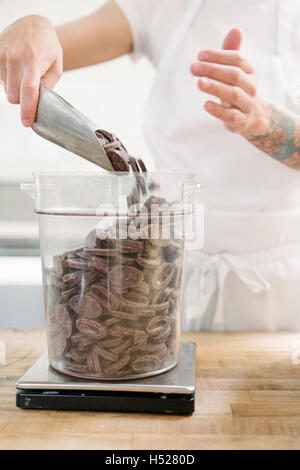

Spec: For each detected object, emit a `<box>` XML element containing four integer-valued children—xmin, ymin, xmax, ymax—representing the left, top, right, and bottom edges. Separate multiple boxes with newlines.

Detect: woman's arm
<box><xmin>0</xmin><ymin>0</ymin><xmax>132</xmax><ymax>126</ymax></box>
<box><xmin>244</xmin><ymin>102</ymin><xmax>300</xmax><ymax>169</ymax></box>
<box><xmin>191</xmin><ymin>28</ymin><xmax>300</xmax><ymax>170</ymax></box>
<box><xmin>56</xmin><ymin>0</ymin><xmax>133</xmax><ymax>71</ymax></box>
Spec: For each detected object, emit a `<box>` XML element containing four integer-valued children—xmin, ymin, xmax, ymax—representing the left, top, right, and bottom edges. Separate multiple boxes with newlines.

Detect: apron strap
<box><xmin>185</xmin><ymin>241</ymin><xmax>300</xmax><ymax>331</ymax></box>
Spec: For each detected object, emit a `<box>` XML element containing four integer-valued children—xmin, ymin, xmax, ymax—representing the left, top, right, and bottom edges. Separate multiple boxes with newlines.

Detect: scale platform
<box><xmin>16</xmin><ymin>341</ymin><xmax>196</xmax><ymax>415</ymax></box>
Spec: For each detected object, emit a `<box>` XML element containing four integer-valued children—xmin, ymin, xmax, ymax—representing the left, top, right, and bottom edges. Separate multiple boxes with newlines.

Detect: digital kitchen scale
<box><xmin>16</xmin><ymin>341</ymin><xmax>196</xmax><ymax>415</ymax></box>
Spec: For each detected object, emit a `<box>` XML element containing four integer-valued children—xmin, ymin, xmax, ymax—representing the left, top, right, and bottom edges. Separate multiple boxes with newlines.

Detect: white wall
<box><xmin>0</xmin><ymin>0</ymin><xmax>155</xmax><ymax>183</ymax></box>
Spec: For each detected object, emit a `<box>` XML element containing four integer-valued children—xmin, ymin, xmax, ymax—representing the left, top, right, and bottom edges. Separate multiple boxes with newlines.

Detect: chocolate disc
<box><xmin>49</xmin><ymin>271</ymin><xmax>66</xmax><ymax>290</ymax></box>
<box><xmin>88</xmin><ymin>256</ymin><xmax>108</xmax><ymax>274</ymax></box>
<box><xmin>96</xmin><ymin>336</ymin><xmax>123</xmax><ymax>348</ymax></box>
<box><xmin>64</xmin><ymin>360</ymin><xmax>89</xmax><ymax>374</ymax></box>
<box><xmin>107</xmin><ymin>149</ymin><xmax>130</xmax><ymax>172</ymax></box>
<box><xmin>152</xmin><ymin>263</ymin><xmax>174</xmax><ymax>290</ymax></box>
<box><xmin>171</xmin><ymin>263</ymin><xmax>182</xmax><ymax>288</ymax></box>
<box><xmin>127</xmin><ymin>309</ymin><xmax>157</xmax><ymax>317</ymax></box>
<box><xmin>90</xmin><ymin>284</ymin><xmax>119</xmax><ymax>311</ymax></box>
<box><xmin>146</xmin><ymin>316</ymin><xmax>170</xmax><ymax>336</ymax></box>
<box><xmin>92</xmin><ymin>343</ymin><xmax>118</xmax><ymax>361</ymax></box>
<box><xmin>76</xmin><ymin>251</ymin><xmax>93</xmax><ymax>260</ymax></box>
<box><xmin>66</xmin><ymin>259</ymin><xmax>89</xmax><ymax>270</ymax></box>
<box><xmin>85</xmin><ymin>228</ymin><xmax>97</xmax><ymax>248</ymax></box>
<box><xmin>109</xmin><ymin>338</ymin><xmax>132</xmax><ymax>355</ymax></box>
<box><xmin>61</xmin><ymin>285</ymin><xmax>79</xmax><ymax>300</ymax></box>
<box><xmin>50</xmin><ymin>331</ymin><xmax>67</xmax><ymax>357</ymax></box>
<box><xmin>139</xmin><ymin>342</ymin><xmax>168</xmax><ymax>354</ymax></box>
<box><xmin>132</xmin><ymin>354</ymin><xmax>160</xmax><ymax>373</ymax></box>
<box><xmin>137</xmin><ymin>301</ymin><xmax>169</xmax><ymax>311</ymax></box>
<box><xmin>143</xmin><ymin>241</ymin><xmax>161</xmax><ymax>260</ymax></box>
<box><xmin>95</xmin><ymin>129</ymin><xmax>114</xmax><ymax>142</ymax></box>
<box><xmin>121</xmin><ymin>292</ymin><xmax>149</xmax><ymax>309</ymax></box>
<box><xmin>65</xmin><ymin>347</ymin><xmax>87</xmax><ymax>364</ymax></box>
<box><xmin>53</xmin><ymin>255</ymin><xmax>66</xmax><ymax>277</ymax></box>
<box><xmin>163</xmin><ymin>243</ymin><xmax>181</xmax><ymax>263</ymax></box>
<box><xmin>63</xmin><ymin>271</ymin><xmax>85</xmax><ymax>286</ymax></box>
<box><xmin>151</xmin><ymin>324</ymin><xmax>172</xmax><ymax>343</ymax></box>
<box><xmin>152</xmin><ymin>287</ymin><xmax>177</xmax><ymax>305</ymax></box>
<box><xmin>54</xmin><ymin>304</ymin><xmax>72</xmax><ymax>338</ymax></box>
<box><xmin>87</xmin><ymin>350</ymin><xmax>103</xmax><ymax>374</ymax></box>
<box><xmin>70</xmin><ymin>294</ymin><xmax>102</xmax><ymax>318</ymax></box>
<box><xmin>109</xmin><ymin>266</ymin><xmax>143</xmax><ymax>288</ymax></box>
<box><xmin>71</xmin><ymin>333</ymin><xmax>96</xmax><ymax>349</ymax></box>
<box><xmin>137</xmin><ymin>159</ymin><xmax>147</xmax><ymax>173</ymax></box>
<box><xmin>76</xmin><ymin>318</ymin><xmax>107</xmax><ymax>339</ymax></box>
<box><xmin>117</xmin><ymin>255</ymin><xmax>137</xmax><ymax>266</ymax></box>
<box><xmin>84</xmin><ymin>248</ymin><xmax>118</xmax><ymax>257</ymax></box>
<box><xmin>135</xmin><ymin>174</ymin><xmax>147</xmax><ymax>196</ymax></box>
<box><xmin>96</xmin><ymin>230</ymin><xmax>116</xmax><ymax>249</ymax></box>
<box><xmin>103</xmin><ymin>354</ymin><xmax>131</xmax><ymax>375</ymax></box>
<box><xmin>107</xmin><ymin>324</ymin><xmax>124</xmax><ymax>337</ymax></box>
<box><xmin>115</xmin><ymin>239</ymin><xmax>143</xmax><ymax>254</ymax></box>
<box><xmin>130</xmin><ymin>281</ymin><xmax>150</xmax><ymax>297</ymax></box>
<box><xmin>129</xmin><ymin>156</ymin><xmax>139</xmax><ymax>172</ymax></box>
<box><xmin>136</xmin><ymin>253</ymin><xmax>161</xmax><ymax>269</ymax></box>
<box><xmin>109</xmin><ymin>310</ymin><xmax>136</xmax><ymax>321</ymax></box>
<box><xmin>149</xmin><ymin>225</ymin><xmax>171</xmax><ymax>248</ymax></box>
<box><xmin>65</xmin><ymin>246</ymin><xmax>86</xmax><ymax>257</ymax></box>
<box><xmin>144</xmin><ymin>195</ymin><xmax>167</xmax><ymax>211</ymax></box>
<box><xmin>102</xmin><ymin>317</ymin><xmax>121</xmax><ymax>327</ymax></box>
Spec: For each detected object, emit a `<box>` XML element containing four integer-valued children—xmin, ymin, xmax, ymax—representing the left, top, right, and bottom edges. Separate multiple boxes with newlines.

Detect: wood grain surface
<box><xmin>1</xmin><ymin>329</ymin><xmax>300</xmax><ymax>450</ymax></box>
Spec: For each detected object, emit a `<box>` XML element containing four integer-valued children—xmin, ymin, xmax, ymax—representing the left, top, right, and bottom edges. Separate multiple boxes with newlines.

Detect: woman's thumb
<box><xmin>223</xmin><ymin>28</ymin><xmax>243</xmax><ymax>50</ymax></box>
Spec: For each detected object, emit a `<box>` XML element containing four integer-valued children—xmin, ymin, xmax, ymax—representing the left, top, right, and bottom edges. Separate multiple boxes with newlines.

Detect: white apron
<box><xmin>143</xmin><ymin>0</ymin><xmax>300</xmax><ymax>330</ymax></box>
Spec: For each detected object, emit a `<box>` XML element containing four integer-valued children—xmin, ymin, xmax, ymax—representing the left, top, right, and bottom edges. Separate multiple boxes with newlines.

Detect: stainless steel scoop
<box><xmin>32</xmin><ymin>84</ymin><xmax>114</xmax><ymax>171</ymax></box>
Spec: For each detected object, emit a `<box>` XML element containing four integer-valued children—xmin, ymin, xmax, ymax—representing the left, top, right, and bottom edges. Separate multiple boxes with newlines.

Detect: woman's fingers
<box><xmin>0</xmin><ymin>16</ymin><xmax>63</xmax><ymax>126</ymax></box>
<box><xmin>204</xmin><ymin>100</ymin><xmax>247</xmax><ymax>132</ymax></box>
<box><xmin>197</xmin><ymin>50</ymin><xmax>254</xmax><ymax>74</ymax></box>
<box><xmin>40</xmin><ymin>51</ymin><xmax>63</xmax><ymax>89</ymax></box>
<box><xmin>198</xmin><ymin>77</ymin><xmax>252</xmax><ymax>113</ymax></box>
<box><xmin>6</xmin><ymin>51</ymin><xmax>22</xmax><ymax>104</ymax></box>
<box><xmin>222</xmin><ymin>28</ymin><xmax>242</xmax><ymax>51</ymax></box>
<box><xmin>20</xmin><ymin>67</ymin><xmax>40</xmax><ymax>126</ymax></box>
<box><xmin>0</xmin><ymin>50</ymin><xmax>7</xmax><ymax>92</ymax></box>
<box><xmin>191</xmin><ymin>61</ymin><xmax>256</xmax><ymax>96</ymax></box>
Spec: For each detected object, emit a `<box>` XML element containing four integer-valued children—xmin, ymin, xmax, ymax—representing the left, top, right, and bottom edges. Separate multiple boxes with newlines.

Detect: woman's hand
<box><xmin>191</xmin><ymin>28</ymin><xmax>300</xmax><ymax>170</ymax></box>
<box><xmin>191</xmin><ymin>28</ymin><xmax>268</xmax><ymax>137</ymax></box>
<box><xmin>0</xmin><ymin>15</ymin><xmax>63</xmax><ymax>127</ymax></box>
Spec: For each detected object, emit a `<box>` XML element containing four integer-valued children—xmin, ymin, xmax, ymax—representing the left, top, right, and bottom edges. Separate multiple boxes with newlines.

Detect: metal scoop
<box><xmin>32</xmin><ymin>84</ymin><xmax>114</xmax><ymax>171</ymax></box>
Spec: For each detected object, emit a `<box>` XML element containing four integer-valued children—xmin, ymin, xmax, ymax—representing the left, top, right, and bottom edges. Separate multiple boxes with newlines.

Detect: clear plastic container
<box><xmin>22</xmin><ymin>172</ymin><xmax>200</xmax><ymax>380</ymax></box>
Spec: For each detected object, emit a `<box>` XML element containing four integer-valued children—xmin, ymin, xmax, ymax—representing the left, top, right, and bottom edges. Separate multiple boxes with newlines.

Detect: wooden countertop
<box><xmin>1</xmin><ymin>329</ymin><xmax>300</xmax><ymax>450</ymax></box>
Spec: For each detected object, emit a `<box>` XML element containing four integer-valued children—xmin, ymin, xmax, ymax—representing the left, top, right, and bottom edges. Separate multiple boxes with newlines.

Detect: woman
<box><xmin>1</xmin><ymin>0</ymin><xmax>300</xmax><ymax>330</ymax></box>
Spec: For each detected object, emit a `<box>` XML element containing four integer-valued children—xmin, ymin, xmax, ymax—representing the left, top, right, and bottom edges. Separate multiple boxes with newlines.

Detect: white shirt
<box><xmin>117</xmin><ymin>0</ymin><xmax>280</xmax><ymax>64</ymax></box>
<box><xmin>115</xmin><ymin>0</ymin><xmax>300</xmax><ymax>211</ymax></box>
<box><xmin>115</xmin><ymin>0</ymin><xmax>300</xmax><ymax>331</ymax></box>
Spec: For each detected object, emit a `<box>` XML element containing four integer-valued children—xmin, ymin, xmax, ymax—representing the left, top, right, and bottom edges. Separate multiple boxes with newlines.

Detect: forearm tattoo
<box><xmin>249</xmin><ymin>104</ymin><xmax>300</xmax><ymax>169</ymax></box>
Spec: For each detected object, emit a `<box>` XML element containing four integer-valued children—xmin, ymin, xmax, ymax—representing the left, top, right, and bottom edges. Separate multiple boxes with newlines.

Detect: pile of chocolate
<box><xmin>45</xmin><ymin>132</ymin><xmax>183</xmax><ymax>379</ymax></box>
<box><xmin>46</xmin><ymin>198</ymin><xmax>183</xmax><ymax>379</ymax></box>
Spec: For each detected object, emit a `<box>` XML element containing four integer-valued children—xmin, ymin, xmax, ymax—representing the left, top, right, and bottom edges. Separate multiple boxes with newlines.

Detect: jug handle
<box><xmin>20</xmin><ymin>182</ymin><xmax>35</xmax><ymax>200</ymax></box>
